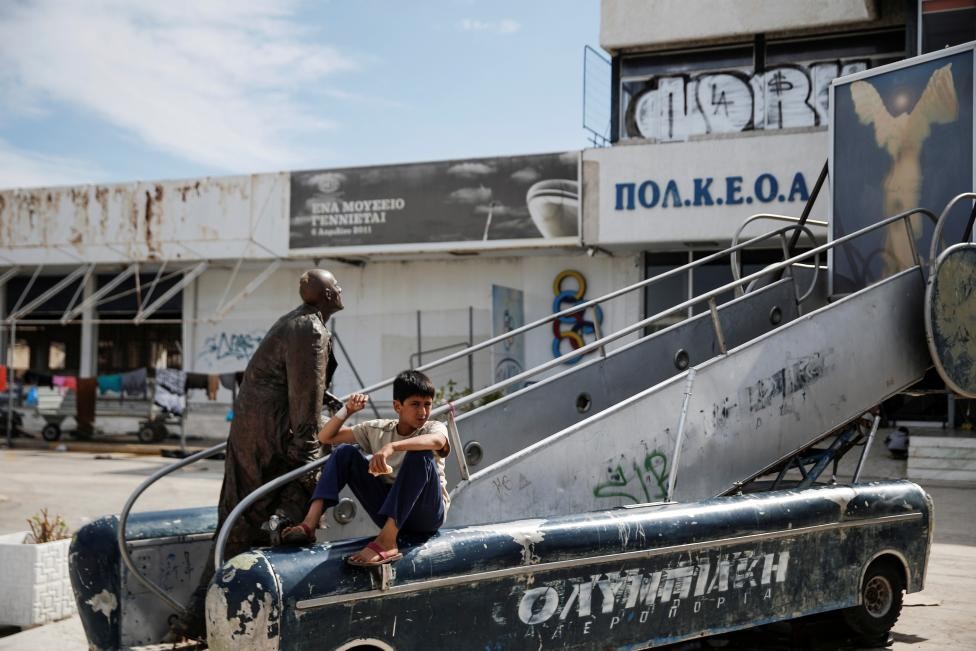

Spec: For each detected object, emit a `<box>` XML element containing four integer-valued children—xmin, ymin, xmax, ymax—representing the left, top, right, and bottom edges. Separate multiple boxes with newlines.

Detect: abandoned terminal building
<box><xmin>1</xmin><ymin>0</ymin><xmax>973</xmax><ymax>437</ymax></box>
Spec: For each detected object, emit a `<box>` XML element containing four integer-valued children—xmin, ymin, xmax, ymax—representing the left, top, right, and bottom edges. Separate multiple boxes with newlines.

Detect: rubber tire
<box><xmin>151</xmin><ymin>422</ymin><xmax>169</xmax><ymax>442</ymax></box>
<box><xmin>72</xmin><ymin>425</ymin><xmax>95</xmax><ymax>440</ymax></box>
<box><xmin>41</xmin><ymin>423</ymin><xmax>62</xmax><ymax>441</ymax></box>
<box><xmin>842</xmin><ymin>558</ymin><xmax>905</xmax><ymax>639</ymax></box>
<box><xmin>137</xmin><ymin>425</ymin><xmax>157</xmax><ymax>443</ymax></box>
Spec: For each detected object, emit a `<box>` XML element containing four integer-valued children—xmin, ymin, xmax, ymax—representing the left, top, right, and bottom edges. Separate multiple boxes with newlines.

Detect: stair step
<box><xmin>909</xmin><ymin>446</ymin><xmax>976</xmax><ymax>460</ymax></box>
<box><xmin>907</xmin><ymin>435</ymin><xmax>976</xmax><ymax>481</ymax></box>
<box><xmin>908</xmin><ymin>457</ymin><xmax>976</xmax><ymax>470</ymax></box>
<box><xmin>906</xmin><ymin>468</ymin><xmax>976</xmax><ymax>482</ymax></box>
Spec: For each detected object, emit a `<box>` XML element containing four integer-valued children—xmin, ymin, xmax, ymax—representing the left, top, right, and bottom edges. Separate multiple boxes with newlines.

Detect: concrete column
<box><xmin>0</xmin><ymin>285</ymin><xmax>6</xmax><ymax>365</ymax></box>
<box><xmin>79</xmin><ymin>275</ymin><xmax>97</xmax><ymax>376</ymax></box>
<box><xmin>182</xmin><ymin>276</ymin><xmax>197</xmax><ymax>372</ymax></box>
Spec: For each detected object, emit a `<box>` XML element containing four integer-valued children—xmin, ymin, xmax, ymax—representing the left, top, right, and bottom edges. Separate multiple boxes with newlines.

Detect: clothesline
<box><xmin>3</xmin><ymin>364</ymin><xmax>246</xmax><ymax>417</ymax></box>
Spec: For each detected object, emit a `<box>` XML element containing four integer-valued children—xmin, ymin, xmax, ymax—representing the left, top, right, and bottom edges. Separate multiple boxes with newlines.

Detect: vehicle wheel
<box><xmin>137</xmin><ymin>425</ymin><xmax>157</xmax><ymax>444</ymax></box>
<box><xmin>41</xmin><ymin>423</ymin><xmax>62</xmax><ymax>441</ymax></box>
<box><xmin>151</xmin><ymin>422</ymin><xmax>169</xmax><ymax>442</ymax></box>
<box><xmin>842</xmin><ymin>558</ymin><xmax>905</xmax><ymax>639</ymax></box>
<box><xmin>72</xmin><ymin>425</ymin><xmax>95</xmax><ymax>440</ymax></box>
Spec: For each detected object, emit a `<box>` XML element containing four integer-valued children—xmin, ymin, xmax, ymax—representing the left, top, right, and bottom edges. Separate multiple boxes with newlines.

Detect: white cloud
<box><xmin>459</xmin><ymin>18</ymin><xmax>521</xmax><ymax>35</ymax></box>
<box><xmin>0</xmin><ymin>0</ymin><xmax>357</xmax><ymax>175</ymax></box>
<box><xmin>0</xmin><ymin>138</ymin><xmax>102</xmax><ymax>190</ymax></box>
<box><xmin>447</xmin><ymin>162</ymin><xmax>495</xmax><ymax>177</ymax></box>
<box><xmin>511</xmin><ymin>167</ymin><xmax>540</xmax><ymax>183</ymax></box>
<box><xmin>448</xmin><ymin>185</ymin><xmax>492</xmax><ymax>203</ymax></box>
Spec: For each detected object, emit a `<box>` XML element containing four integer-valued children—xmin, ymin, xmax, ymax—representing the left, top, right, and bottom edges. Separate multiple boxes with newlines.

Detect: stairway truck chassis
<box><xmin>199</xmin><ymin>481</ymin><xmax>931</xmax><ymax>651</ymax></box>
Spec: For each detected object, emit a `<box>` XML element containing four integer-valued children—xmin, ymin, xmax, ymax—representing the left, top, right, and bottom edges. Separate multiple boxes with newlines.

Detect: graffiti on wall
<box><xmin>623</xmin><ymin>60</ymin><xmax>869</xmax><ymax>141</ymax></box>
<box><xmin>197</xmin><ymin>330</ymin><xmax>265</xmax><ymax>364</ymax></box>
<box><xmin>551</xmin><ymin>270</ymin><xmax>604</xmax><ymax>365</ymax></box>
<box><xmin>593</xmin><ymin>450</ymin><xmax>669</xmax><ymax>504</ymax></box>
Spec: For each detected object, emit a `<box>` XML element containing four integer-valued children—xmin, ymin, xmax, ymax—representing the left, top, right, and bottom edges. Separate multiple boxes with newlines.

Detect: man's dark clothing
<box><xmin>179</xmin><ymin>303</ymin><xmax>337</xmax><ymax>639</ymax></box>
<box><xmin>218</xmin><ymin>302</ymin><xmax>338</xmax><ymax>555</ymax></box>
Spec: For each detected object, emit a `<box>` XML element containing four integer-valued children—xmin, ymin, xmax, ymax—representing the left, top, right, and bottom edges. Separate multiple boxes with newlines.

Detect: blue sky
<box><xmin>0</xmin><ymin>0</ymin><xmax>602</xmax><ymax>190</ymax></box>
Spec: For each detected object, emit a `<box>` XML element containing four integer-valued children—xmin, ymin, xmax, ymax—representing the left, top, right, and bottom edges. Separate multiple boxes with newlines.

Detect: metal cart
<box><xmin>34</xmin><ymin>384</ymin><xmax>184</xmax><ymax>443</ymax></box>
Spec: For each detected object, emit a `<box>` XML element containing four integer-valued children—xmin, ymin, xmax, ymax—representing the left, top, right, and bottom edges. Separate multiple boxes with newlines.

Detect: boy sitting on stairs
<box><xmin>282</xmin><ymin>370</ymin><xmax>451</xmax><ymax>565</ymax></box>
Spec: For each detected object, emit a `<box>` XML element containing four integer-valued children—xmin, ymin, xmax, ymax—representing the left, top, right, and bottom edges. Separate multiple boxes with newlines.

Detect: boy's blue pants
<box><xmin>310</xmin><ymin>444</ymin><xmax>445</xmax><ymax>533</ymax></box>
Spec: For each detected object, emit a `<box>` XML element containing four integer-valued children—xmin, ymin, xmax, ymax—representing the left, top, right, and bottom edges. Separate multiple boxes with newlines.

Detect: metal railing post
<box><xmin>446</xmin><ymin>408</ymin><xmax>470</xmax><ymax>481</ymax></box>
<box><xmin>667</xmin><ymin>369</ymin><xmax>696</xmax><ymax>502</ymax></box>
<box><xmin>707</xmin><ymin>298</ymin><xmax>728</xmax><ymax>354</ymax></box>
<box><xmin>853</xmin><ymin>415</ymin><xmax>881</xmax><ymax>484</ymax></box>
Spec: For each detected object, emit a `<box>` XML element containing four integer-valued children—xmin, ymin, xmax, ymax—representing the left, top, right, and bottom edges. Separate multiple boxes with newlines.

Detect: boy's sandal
<box><xmin>281</xmin><ymin>522</ymin><xmax>315</xmax><ymax>545</ymax></box>
<box><xmin>347</xmin><ymin>541</ymin><xmax>403</xmax><ymax>567</ymax></box>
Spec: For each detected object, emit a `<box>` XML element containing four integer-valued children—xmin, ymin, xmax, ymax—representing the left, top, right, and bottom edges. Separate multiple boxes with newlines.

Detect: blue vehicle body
<box><xmin>68</xmin><ymin>480</ymin><xmax>931</xmax><ymax>650</ymax></box>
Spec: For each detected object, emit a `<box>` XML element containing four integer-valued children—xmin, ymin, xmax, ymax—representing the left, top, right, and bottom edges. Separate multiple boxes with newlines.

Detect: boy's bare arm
<box><xmin>317</xmin><ymin>393</ymin><xmax>369</xmax><ymax>445</ymax></box>
<box><xmin>369</xmin><ymin>430</ymin><xmax>448</xmax><ymax>475</ymax></box>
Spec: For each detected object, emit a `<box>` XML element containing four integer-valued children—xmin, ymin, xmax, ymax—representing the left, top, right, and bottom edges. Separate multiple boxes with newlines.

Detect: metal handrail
<box><xmin>116</xmin><ymin>442</ymin><xmax>227</xmax><ymax>611</ymax></box>
<box><xmin>430</xmin><ymin>207</ymin><xmax>934</xmax><ymax>417</ymax></box>
<box><xmin>132</xmin><ymin>202</ymin><xmax>945</xmax><ymax>608</ymax></box>
<box><xmin>355</xmin><ymin>224</ymin><xmax>806</xmax><ymax>398</ymax></box>
<box><xmin>730</xmin><ymin>214</ymin><xmax>828</xmax><ymax>296</ymax></box>
<box><xmin>929</xmin><ymin>192</ymin><xmax>976</xmax><ymax>273</ymax></box>
<box><xmin>211</xmin><ymin>205</ymin><xmax>937</xmax><ymax>571</ymax></box>
<box><xmin>215</xmin><ymin>455</ymin><xmax>329</xmax><ymax>568</ymax></box>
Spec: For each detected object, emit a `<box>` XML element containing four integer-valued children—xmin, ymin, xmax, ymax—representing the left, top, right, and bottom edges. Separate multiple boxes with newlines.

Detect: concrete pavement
<box><xmin>0</xmin><ymin>430</ymin><xmax>973</xmax><ymax>650</ymax></box>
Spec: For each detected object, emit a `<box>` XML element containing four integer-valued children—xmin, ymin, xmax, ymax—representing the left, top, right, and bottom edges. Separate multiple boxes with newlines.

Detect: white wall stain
<box><xmin>465</xmin><ymin>519</ymin><xmax>547</xmax><ymax>565</ymax></box>
<box><xmin>85</xmin><ymin>589</ymin><xmax>117</xmax><ymax>621</ymax></box>
<box><xmin>220</xmin><ymin>551</ymin><xmax>262</xmax><ymax>583</ymax></box>
<box><xmin>823</xmin><ymin>487</ymin><xmax>857</xmax><ymax>514</ymax></box>
<box><xmin>206</xmin><ymin>583</ymin><xmax>277</xmax><ymax>651</ymax></box>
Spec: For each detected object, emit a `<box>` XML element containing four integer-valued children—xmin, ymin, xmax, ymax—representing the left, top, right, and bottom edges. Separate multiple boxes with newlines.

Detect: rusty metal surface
<box><xmin>925</xmin><ymin>243</ymin><xmax>976</xmax><ymax>398</ymax></box>
<box><xmin>0</xmin><ymin>174</ymin><xmax>288</xmax><ymax>264</ymax></box>
<box><xmin>204</xmin><ymin>481</ymin><xmax>930</xmax><ymax>651</ymax></box>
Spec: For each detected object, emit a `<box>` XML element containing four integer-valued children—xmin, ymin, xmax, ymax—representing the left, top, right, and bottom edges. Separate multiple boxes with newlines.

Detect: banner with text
<box><xmin>290</xmin><ymin>152</ymin><xmax>579</xmax><ymax>254</ymax></box>
<box><xmin>582</xmin><ymin>130</ymin><xmax>828</xmax><ymax>247</ymax></box>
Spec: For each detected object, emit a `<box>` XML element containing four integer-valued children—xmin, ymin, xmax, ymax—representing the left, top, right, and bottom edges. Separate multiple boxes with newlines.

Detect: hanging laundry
<box><xmin>97</xmin><ymin>373</ymin><xmax>123</xmax><ymax>395</ymax></box>
<box><xmin>76</xmin><ymin>378</ymin><xmax>97</xmax><ymax>431</ymax></box>
<box><xmin>207</xmin><ymin>374</ymin><xmax>220</xmax><ymax>401</ymax></box>
<box><xmin>121</xmin><ymin>368</ymin><xmax>148</xmax><ymax>397</ymax></box>
<box><xmin>0</xmin><ymin>365</ymin><xmax>7</xmax><ymax>393</ymax></box>
<box><xmin>219</xmin><ymin>373</ymin><xmax>238</xmax><ymax>391</ymax></box>
<box><xmin>154</xmin><ymin>368</ymin><xmax>188</xmax><ymax>415</ymax></box>
<box><xmin>185</xmin><ymin>372</ymin><xmax>209</xmax><ymax>393</ymax></box>
<box><xmin>24</xmin><ymin>371</ymin><xmax>53</xmax><ymax>387</ymax></box>
<box><xmin>53</xmin><ymin>375</ymin><xmax>78</xmax><ymax>391</ymax></box>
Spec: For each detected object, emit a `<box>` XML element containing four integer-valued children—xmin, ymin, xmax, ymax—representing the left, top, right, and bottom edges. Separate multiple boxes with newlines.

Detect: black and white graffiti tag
<box><xmin>624</xmin><ymin>60</ymin><xmax>870</xmax><ymax>141</ymax></box>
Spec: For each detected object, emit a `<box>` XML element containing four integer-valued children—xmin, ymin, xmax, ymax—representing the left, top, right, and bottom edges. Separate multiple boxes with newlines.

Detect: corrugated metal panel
<box><xmin>0</xmin><ymin>173</ymin><xmax>289</xmax><ymax>264</ymax></box>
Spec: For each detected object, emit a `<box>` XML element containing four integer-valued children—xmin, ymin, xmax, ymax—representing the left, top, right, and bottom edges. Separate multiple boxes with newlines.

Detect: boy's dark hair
<box><xmin>393</xmin><ymin>370</ymin><xmax>435</xmax><ymax>403</ymax></box>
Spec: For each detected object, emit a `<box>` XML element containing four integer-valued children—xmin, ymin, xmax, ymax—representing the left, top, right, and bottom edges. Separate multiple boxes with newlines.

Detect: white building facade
<box><xmin>2</xmin><ymin>0</ymin><xmax>972</xmax><ymax>433</ymax></box>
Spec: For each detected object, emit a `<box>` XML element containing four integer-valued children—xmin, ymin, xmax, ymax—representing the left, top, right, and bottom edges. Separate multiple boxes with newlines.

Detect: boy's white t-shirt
<box><xmin>350</xmin><ymin>418</ymin><xmax>451</xmax><ymax>512</ymax></box>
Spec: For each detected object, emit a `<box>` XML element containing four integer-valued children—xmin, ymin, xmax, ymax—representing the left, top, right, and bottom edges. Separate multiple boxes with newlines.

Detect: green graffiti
<box><xmin>593</xmin><ymin>451</ymin><xmax>669</xmax><ymax>503</ymax></box>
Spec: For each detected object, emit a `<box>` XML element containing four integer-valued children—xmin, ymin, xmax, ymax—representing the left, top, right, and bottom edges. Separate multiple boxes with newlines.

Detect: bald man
<box><xmin>174</xmin><ymin>269</ymin><xmax>343</xmax><ymax>640</ymax></box>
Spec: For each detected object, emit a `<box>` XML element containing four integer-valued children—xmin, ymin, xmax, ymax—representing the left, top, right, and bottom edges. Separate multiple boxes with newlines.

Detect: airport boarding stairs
<box><xmin>95</xmin><ymin>194</ymin><xmax>975</xmax><ymax>649</ymax></box>
<box><xmin>315</xmin><ymin>205</ymin><xmax>938</xmax><ymax>537</ymax></box>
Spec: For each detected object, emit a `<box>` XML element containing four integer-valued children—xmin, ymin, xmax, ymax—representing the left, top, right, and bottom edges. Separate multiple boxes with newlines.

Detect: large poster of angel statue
<box><xmin>830</xmin><ymin>42</ymin><xmax>974</xmax><ymax>295</ymax></box>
